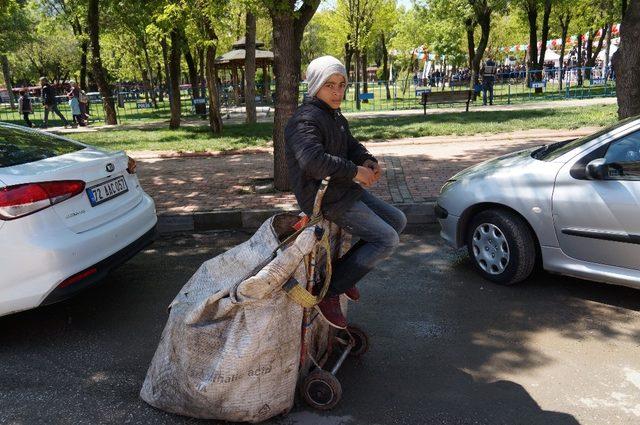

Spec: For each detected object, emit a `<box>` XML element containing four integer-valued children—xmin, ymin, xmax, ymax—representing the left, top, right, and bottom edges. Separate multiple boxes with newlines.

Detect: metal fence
<box><xmin>0</xmin><ymin>67</ymin><xmax>615</xmax><ymax>126</ymax></box>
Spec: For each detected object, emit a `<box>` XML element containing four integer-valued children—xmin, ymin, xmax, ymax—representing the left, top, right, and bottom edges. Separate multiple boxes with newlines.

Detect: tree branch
<box><xmin>294</xmin><ymin>0</ymin><xmax>321</xmax><ymax>42</ymax></box>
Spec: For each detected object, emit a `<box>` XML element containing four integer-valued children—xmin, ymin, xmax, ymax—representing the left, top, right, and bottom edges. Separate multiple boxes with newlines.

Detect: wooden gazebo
<box><xmin>215</xmin><ymin>37</ymin><xmax>274</xmax><ymax>105</ymax></box>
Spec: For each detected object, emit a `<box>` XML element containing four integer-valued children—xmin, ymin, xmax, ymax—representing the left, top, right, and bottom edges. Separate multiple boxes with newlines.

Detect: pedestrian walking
<box><xmin>74</xmin><ymin>83</ymin><xmax>90</xmax><ymax>123</ymax></box>
<box><xmin>40</xmin><ymin>77</ymin><xmax>71</xmax><ymax>128</ymax></box>
<box><xmin>18</xmin><ymin>90</ymin><xmax>34</xmax><ymax>128</ymax></box>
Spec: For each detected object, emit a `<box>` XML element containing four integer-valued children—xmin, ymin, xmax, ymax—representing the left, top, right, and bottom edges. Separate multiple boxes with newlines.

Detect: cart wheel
<box><xmin>347</xmin><ymin>325</ymin><xmax>369</xmax><ymax>357</ymax></box>
<box><xmin>301</xmin><ymin>369</ymin><xmax>342</xmax><ymax>410</ymax></box>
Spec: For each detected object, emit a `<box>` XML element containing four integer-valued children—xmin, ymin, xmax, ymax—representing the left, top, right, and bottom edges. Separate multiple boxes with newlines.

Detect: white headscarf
<box><xmin>305</xmin><ymin>56</ymin><xmax>348</xmax><ymax>98</ymax></box>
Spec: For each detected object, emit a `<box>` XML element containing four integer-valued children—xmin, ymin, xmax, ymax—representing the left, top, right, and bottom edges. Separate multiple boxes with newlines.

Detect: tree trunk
<box><xmin>354</xmin><ymin>50</ymin><xmax>361</xmax><ymax>109</ymax></box>
<box><xmin>442</xmin><ymin>58</ymin><xmax>447</xmax><ymax>90</ymax></box>
<box><xmin>269</xmin><ymin>0</ymin><xmax>318</xmax><ymax>191</ymax></box>
<box><xmin>558</xmin><ymin>15</ymin><xmax>570</xmax><ymax>91</ymax></box>
<box><xmin>231</xmin><ymin>66</ymin><xmax>241</xmax><ymax>106</ymax></box>
<box><xmin>157</xmin><ymin>62</ymin><xmax>164</xmax><ymax>102</ymax></box>
<box><xmin>87</xmin><ymin>0</ymin><xmax>117</xmax><ymax>125</ymax></box>
<box><xmin>161</xmin><ymin>37</ymin><xmax>171</xmax><ymax>106</ymax></box>
<box><xmin>71</xmin><ymin>19</ymin><xmax>88</xmax><ymax>91</ymax></box>
<box><xmin>465</xmin><ymin>19</ymin><xmax>480</xmax><ymax>90</ymax></box>
<box><xmin>344</xmin><ymin>38</ymin><xmax>352</xmax><ymax>100</ymax></box>
<box><xmin>471</xmin><ymin>9</ymin><xmax>491</xmax><ymax>90</ymax></box>
<box><xmin>537</xmin><ymin>0</ymin><xmax>551</xmax><ymax>68</ymax></box>
<box><xmin>613</xmin><ymin>0</ymin><xmax>640</xmax><ymax>119</ymax></box>
<box><xmin>622</xmin><ymin>0</ymin><xmax>628</xmax><ymax>18</ymax></box>
<box><xmin>533</xmin><ymin>0</ymin><xmax>552</xmax><ymax>93</ymax></box>
<box><xmin>203</xmin><ymin>19</ymin><xmax>223</xmax><ymax>134</ymax></box>
<box><xmin>136</xmin><ymin>57</ymin><xmax>151</xmax><ymax>103</ymax></box>
<box><xmin>245</xmin><ymin>11</ymin><xmax>257</xmax><ymax>124</ymax></box>
<box><xmin>263</xmin><ymin>64</ymin><xmax>271</xmax><ymax>102</ymax></box>
<box><xmin>271</xmin><ymin>13</ymin><xmax>298</xmax><ymax>190</ymax></box>
<box><xmin>585</xmin><ymin>30</ymin><xmax>594</xmax><ymax>79</ymax></box>
<box><xmin>362</xmin><ymin>51</ymin><xmax>368</xmax><ymax>97</ymax></box>
<box><xmin>168</xmin><ymin>28</ymin><xmax>182</xmax><ymax>129</ymax></box>
<box><xmin>604</xmin><ymin>23</ymin><xmax>612</xmax><ymax>82</ymax></box>
<box><xmin>586</xmin><ymin>25</ymin><xmax>608</xmax><ymax>72</ymax></box>
<box><xmin>465</xmin><ymin>19</ymin><xmax>475</xmax><ymax>72</ymax></box>
<box><xmin>79</xmin><ymin>39</ymin><xmax>88</xmax><ymax>92</ymax></box>
<box><xmin>183</xmin><ymin>38</ymin><xmax>199</xmax><ymax>99</ymax></box>
<box><xmin>577</xmin><ymin>34</ymin><xmax>583</xmax><ymax>86</ymax></box>
<box><xmin>381</xmin><ymin>32</ymin><xmax>390</xmax><ymax>99</ymax></box>
<box><xmin>0</xmin><ymin>55</ymin><xmax>15</xmax><ymax>109</ymax></box>
<box><xmin>526</xmin><ymin>1</ymin><xmax>539</xmax><ymax>88</ymax></box>
<box><xmin>198</xmin><ymin>46</ymin><xmax>205</xmax><ymax>100</ymax></box>
<box><xmin>534</xmin><ymin>0</ymin><xmax>551</xmax><ymax>94</ymax></box>
<box><xmin>142</xmin><ymin>37</ymin><xmax>157</xmax><ymax>108</ymax></box>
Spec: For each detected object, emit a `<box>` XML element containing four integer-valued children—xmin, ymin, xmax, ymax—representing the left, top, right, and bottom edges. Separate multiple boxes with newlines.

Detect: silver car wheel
<box><xmin>472</xmin><ymin>223</ymin><xmax>510</xmax><ymax>275</ymax></box>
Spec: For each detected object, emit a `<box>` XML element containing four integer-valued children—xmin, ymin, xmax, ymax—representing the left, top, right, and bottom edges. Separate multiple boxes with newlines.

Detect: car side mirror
<box><xmin>585</xmin><ymin>158</ymin><xmax>609</xmax><ymax>180</ymax></box>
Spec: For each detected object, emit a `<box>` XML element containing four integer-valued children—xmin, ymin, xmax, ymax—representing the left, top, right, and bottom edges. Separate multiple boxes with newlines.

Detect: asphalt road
<box><xmin>2</xmin><ymin>226</ymin><xmax>640</xmax><ymax>425</ymax></box>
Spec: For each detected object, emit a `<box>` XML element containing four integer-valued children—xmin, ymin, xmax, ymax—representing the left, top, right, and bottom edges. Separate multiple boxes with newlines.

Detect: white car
<box><xmin>0</xmin><ymin>123</ymin><xmax>157</xmax><ymax>317</ymax></box>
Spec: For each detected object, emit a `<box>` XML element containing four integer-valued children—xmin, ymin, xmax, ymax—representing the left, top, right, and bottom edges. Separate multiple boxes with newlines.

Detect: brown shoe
<box><xmin>316</xmin><ymin>295</ymin><xmax>347</xmax><ymax>329</ymax></box>
<box><xmin>343</xmin><ymin>286</ymin><xmax>360</xmax><ymax>301</ymax></box>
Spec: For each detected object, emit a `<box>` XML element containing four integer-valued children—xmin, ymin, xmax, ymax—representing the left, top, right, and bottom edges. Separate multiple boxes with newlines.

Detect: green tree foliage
<box><xmin>1</xmin><ymin>0</ymin><xmax>32</xmax><ymax>106</ymax></box>
<box><xmin>8</xmin><ymin>3</ymin><xmax>79</xmax><ymax>84</ymax></box>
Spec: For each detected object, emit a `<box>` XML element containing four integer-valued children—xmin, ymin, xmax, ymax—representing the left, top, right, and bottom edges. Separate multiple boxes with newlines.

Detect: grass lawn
<box><xmin>63</xmin><ymin>103</ymin><xmax>618</xmax><ymax>152</ymax></box>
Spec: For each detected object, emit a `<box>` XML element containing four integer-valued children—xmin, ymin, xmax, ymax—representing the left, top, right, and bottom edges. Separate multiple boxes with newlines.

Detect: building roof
<box><xmin>215</xmin><ymin>37</ymin><xmax>274</xmax><ymax>67</ymax></box>
<box><xmin>215</xmin><ymin>49</ymin><xmax>274</xmax><ymax>65</ymax></box>
<box><xmin>232</xmin><ymin>37</ymin><xmax>266</xmax><ymax>49</ymax></box>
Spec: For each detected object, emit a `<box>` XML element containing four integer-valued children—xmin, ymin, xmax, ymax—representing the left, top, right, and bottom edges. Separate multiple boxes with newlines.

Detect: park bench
<box><xmin>420</xmin><ymin>89</ymin><xmax>473</xmax><ymax>114</ymax></box>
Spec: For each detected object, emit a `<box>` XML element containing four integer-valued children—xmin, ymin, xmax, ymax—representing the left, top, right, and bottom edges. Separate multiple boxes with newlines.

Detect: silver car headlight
<box><xmin>439</xmin><ymin>179</ymin><xmax>457</xmax><ymax>195</ymax></box>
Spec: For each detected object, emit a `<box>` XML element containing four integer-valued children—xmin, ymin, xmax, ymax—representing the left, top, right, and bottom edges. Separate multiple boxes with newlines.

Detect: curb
<box><xmin>157</xmin><ymin>201</ymin><xmax>437</xmax><ymax>234</ymax></box>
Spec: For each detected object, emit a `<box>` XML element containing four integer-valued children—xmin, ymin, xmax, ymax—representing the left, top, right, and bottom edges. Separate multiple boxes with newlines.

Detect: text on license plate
<box><xmin>86</xmin><ymin>176</ymin><xmax>128</xmax><ymax>207</ymax></box>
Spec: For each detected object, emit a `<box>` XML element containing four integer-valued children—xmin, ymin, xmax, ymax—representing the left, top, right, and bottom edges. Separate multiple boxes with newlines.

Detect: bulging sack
<box><xmin>140</xmin><ymin>214</ymin><xmax>318</xmax><ymax>423</ymax></box>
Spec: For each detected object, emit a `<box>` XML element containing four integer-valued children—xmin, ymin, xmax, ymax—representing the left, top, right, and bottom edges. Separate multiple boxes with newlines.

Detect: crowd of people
<box><xmin>413</xmin><ymin>57</ymin><xmax>614</xmax><ymax>89</ymax></box>
<box><xmin>15</xmin><ymin>78</ymin><xmax>91</xmax><ymax>129</ymax></box>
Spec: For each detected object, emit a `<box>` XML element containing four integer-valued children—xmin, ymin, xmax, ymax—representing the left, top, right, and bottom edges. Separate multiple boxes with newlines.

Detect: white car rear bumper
<box><xmin>0</xmin><ymin>193</ymin><xmax>157</xmax><ymax>317</ymax></box>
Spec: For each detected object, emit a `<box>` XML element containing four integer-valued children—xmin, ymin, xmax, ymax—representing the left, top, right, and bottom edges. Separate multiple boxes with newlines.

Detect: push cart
<box><xmin>280</xmin><ymin>178</ymin><xmax>371</xmax><ymax>410</ymax></box>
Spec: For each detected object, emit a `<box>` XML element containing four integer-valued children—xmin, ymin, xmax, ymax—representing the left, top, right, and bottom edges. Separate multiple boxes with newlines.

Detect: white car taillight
<box><xmin>0</xmin><ymin>180</ymin><xmax>86</xmax><ymax>220</ymax></box>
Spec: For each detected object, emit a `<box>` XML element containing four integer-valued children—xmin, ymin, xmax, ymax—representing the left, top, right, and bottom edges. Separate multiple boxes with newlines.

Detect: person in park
<box><xmin>67</xmin><ymin>89</ymin><xmax>84</xmax><ymax>127</ymax></box>
<box><xmin>481</xmin><ymin>58</ymin><xmax>497</xmax><ymax>106</ymax></box>
<box><xmin>67</xmin><ymin>85</ymin><xmax>86</xmax><ymax>127</ymax></box>
<box><xmin>72</xmin><ymin>82</ymin><xmax>90</xmax><ymax>124</ymax></box>
<box><xmin>39</xmin><ymin>77</ymin><xmax>72</xmax><ymax>128</ymax></box>
<box><xmin>18</xmin><ymin>90</ymin><xmax>34</xmax><ymax>128</ymax></box>
<box><xmin>284</xmin><ymin>55</ymin><xmax>407</xmax><ymax>329</ymax></box>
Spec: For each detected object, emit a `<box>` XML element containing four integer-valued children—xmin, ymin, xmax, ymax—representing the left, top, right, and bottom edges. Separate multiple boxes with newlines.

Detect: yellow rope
<box><xmin>284</xmin><ymin>227</ymin><xmax>332</xmax><ymax>308</ymax></box>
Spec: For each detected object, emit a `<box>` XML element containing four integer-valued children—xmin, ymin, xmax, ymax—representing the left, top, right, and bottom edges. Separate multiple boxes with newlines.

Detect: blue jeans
<box><xmin>329</xmin><ymin>191</ymin><xmax>407</xmax><ymax>295</ymax></box>
<box><xmin>482</xmin><ymin>80</ymin><xmax>494</xmax><ymax>105</ymax></box>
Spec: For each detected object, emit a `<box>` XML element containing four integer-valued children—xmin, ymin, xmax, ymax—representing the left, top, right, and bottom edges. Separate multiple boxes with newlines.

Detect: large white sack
<box><xmin>140</xmin><ymin>214</ymin><xmax>316</xmax><ymax>422</ymax></box>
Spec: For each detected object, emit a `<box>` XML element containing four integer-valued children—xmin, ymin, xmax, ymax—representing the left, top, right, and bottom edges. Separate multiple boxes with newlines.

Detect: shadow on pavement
<box><xmin>1</xmin><ymin>228</ymin><xmax>638</xmax><ymax>424</ymax></box>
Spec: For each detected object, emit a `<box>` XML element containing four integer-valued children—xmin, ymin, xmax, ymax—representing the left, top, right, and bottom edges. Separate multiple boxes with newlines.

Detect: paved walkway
<box><xmin>133</xmin><ymin>127</ymin><xmax>599</xmax><ymax>217</ymax></box>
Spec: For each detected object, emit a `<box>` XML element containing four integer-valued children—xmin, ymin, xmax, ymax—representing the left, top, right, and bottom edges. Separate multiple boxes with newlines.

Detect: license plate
<box><xmin>86</xmin><ymin>175</ymin><xmax>128</xmax><ymax>207</ymax></box>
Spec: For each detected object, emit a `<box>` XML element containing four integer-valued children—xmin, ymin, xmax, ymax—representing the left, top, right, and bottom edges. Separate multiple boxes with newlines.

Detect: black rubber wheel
<box><xmin>466</xmin><ymin>209</ymin><xmax>536</xmax><ymax>285</ymax></box>
<box><xmin>345</xmin><ymin>324</ymin><xmax>369</xmax><ymax>357</ymax></box>
<box><xmin>301</xmin><ymin>369</ymin><xmax>342</xmax><ymax>410</ymax></box>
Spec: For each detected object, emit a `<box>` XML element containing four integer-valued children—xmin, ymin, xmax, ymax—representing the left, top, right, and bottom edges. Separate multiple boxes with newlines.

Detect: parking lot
<box><xmin>1</xmin><ymin>226</ymin><xmax>639</xmax><ymax>425</ymax></box>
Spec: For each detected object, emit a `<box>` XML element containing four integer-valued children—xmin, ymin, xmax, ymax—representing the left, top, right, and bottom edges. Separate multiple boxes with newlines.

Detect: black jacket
<box><xmin>41</xmin><ymin>84</ymin><xmax>56</xmax><ymax>106</ymax></box>
<box><xmin>284</xmin><ymin>97</ymin><xmax>376</xmax><ymax>221</ymax></box>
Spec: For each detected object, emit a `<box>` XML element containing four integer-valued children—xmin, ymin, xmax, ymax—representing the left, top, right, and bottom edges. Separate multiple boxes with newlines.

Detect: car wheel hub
<box><xmin>472</xmin><ymin>223</ymin><xmax>510</xmax><ymax>275</ymax></box>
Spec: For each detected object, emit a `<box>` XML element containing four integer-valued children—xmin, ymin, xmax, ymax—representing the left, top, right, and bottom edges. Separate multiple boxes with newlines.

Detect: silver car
<box><xmin>436</xmin><ymin>116</ymin><xmax>640</xmax><ymax>287</ymax></box>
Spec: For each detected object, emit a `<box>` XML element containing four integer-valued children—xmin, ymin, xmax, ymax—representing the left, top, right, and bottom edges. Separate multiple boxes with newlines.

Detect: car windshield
<box><xmin>0</xmin><ymin>126</ymin><xmax>85</xmax><ymax>168</ymax></box>
<box><xmin>533</xmin><ymin>115</ymin><xmax>640</xmax><ymax>161</ymax></box>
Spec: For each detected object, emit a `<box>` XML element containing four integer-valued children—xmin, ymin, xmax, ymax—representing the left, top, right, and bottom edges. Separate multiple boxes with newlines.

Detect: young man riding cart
<box><xmin>285</xmin><ymin>55</ymin><xmax>407</xmax><ymax>329</ymax></box>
